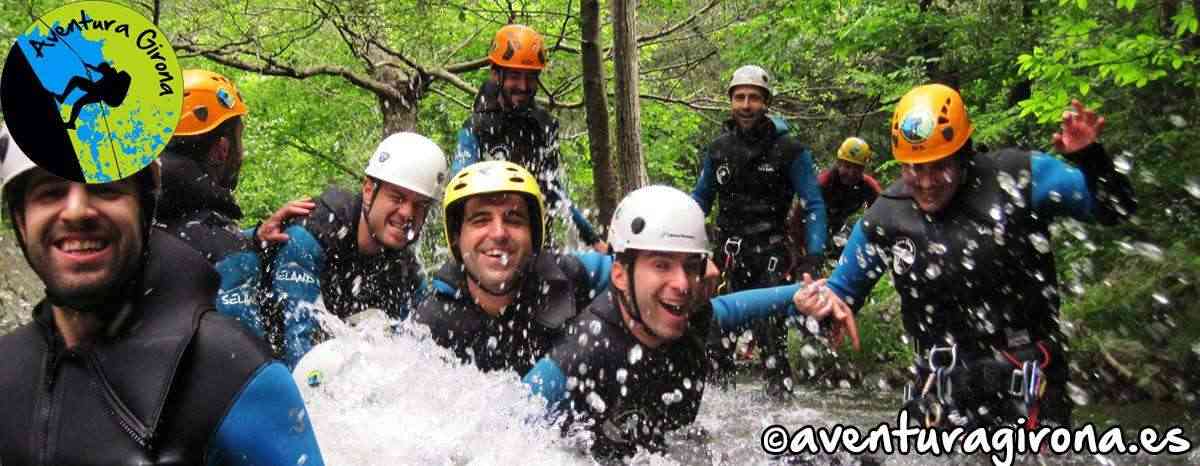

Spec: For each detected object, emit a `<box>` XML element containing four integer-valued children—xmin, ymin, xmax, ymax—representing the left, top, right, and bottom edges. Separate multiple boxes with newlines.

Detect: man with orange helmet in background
<box><xmin>454</xmin><ymin>24</ymin><xmax>604</xmax><ymax>251</ymax></box>
<box><xmin>795</xmin><ymin>84</ymin><xmax>1136</xmax><ymax>429</ymax></box>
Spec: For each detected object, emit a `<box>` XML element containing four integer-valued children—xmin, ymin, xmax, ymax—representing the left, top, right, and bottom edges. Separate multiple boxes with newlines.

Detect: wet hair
<box><xmin>165</xmin><ymin>116</ymin><xmax>242</xmax><ymax>161</ymax></box>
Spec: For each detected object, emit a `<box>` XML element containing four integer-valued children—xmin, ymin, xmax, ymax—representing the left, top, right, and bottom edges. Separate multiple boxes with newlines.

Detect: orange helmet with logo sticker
<box><xmin>176</xmin><ymin>69</ymin><xmax>248</xmax><ymax>137</ymax></box>
<box><xmin>890</xmin><ymin>84</ymin><xmax>973</xmax><ymax>164</ymax></box>
<box><xmin>488</xmin><ymin>25</ymin><xmax>547</xmax><ymax>71</ymax></box>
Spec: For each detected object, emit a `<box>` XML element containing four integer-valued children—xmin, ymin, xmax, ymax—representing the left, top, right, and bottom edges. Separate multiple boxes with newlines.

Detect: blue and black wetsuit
<box><xmin>0</xmin><ymin>232</ymin><xmax>324</xmax><ymax>465</ymax></box>
<box><xmin>523</xmin><ymin>284</ymin><xmax>803</xmax><ymax>459</ymax></box>
<box><xmin>827</xmin><ymin>144</ymin><xmax>1135</xmax><ymax>427</ymax></box>
<box><xmin>267</xmin><ymin>188</ymin><xmax>427</xmax><ymax>368</ymax></box>
<box><xmin>454</xmin><ymin>80</ymin><xmax>601</xmax><ymax>245</ymax></box>
<box><xmin>157</xmin><ymin>151</ymin><xmax>268</xmax><ymax>353</ymax></box>
<box><xmin>691</xmin><ymin>115</ymin><xmax>827</xmax><ymax>389</ymax></box>
<box><xmin>411</xmin><ymin>251</ymin><xmax>612</xmax><ymax>377</ymax></box>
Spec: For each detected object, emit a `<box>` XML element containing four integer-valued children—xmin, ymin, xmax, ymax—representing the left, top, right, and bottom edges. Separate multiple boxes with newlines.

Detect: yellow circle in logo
<box><xmin>1</xmin><ymin>1</ymin><xmax>183</xmax><ymax>183</ymax></box>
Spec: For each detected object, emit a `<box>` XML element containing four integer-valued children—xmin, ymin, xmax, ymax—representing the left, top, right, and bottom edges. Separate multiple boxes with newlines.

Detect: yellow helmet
<box><xmin>176</xmin><ymin>69</ymin><xmax>248</xmax><ymax>136</ymax></box>
<box><xmin>837</xmin><ymin>137</ymin><xmax>872</xmax><ymax>166</ymax></box>
<box><xmin>488</xmin><ymin>25</ymin><xmax>547</xmax><ymax>71</ymax></box>
<box><xmin>442</xmin><ymin>161</ymin><xmax>545</xmax><ymax>259</ymax></box>
<box><xmin>890</xmin><ymin>84</ymin><xmax>973</xmax><ymax>164</ymax></box>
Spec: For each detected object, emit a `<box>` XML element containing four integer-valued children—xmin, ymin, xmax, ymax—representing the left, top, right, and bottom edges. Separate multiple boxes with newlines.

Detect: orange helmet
<box><xmin>176</xmin><ymin>69</ymin><xmax>248</xmax><ymax>137</ymax></box>
<box><xmin>890</xmin><ymin>84</ymin><xmax>973</xmax><ymax>164</ymax></box>
<box><xmin>488</xmin><ymin>25</ymin><xmax>547</xmax><ymax>71</ymax></box>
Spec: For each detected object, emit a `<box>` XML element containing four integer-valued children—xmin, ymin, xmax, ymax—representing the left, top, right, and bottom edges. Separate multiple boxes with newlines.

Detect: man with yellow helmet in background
<box><xmin>453</xmin><ymin>24</ymin><xmax>604</xmax><ymax>251</ymax></box>
<box><xmin>411</xmin><ymin>161</ymin><xmax>612</xmax><ymax>377</ymax></box>
<box><xmin>815</xmin><ymin>136</ymin><xmax>882</xmax><ymax>258</ymax></box>
<box><xmin>795</xmin><ymin>84</ymin><xmax>1137</xmax><ymax>429</ymax></box>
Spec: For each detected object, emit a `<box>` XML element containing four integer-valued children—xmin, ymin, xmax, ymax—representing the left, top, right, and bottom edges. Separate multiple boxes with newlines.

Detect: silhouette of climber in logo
<box><xmin>55</xmin><ymin>62</ymin><xmax>131</xmax><ymax>130</ymax></box>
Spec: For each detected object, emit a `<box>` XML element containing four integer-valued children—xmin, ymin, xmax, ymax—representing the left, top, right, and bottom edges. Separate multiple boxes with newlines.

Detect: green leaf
<box><xmin>1173</xmin><ymin>57</ymin><xmax>1183</xmax><ymax>70</ymax></box>
<box><xmin>1079</xmin><ymin>83</ymin><xmax>1091</xmax><ymax>95</ymax></box>
<box><xmin>1075</xmin><ymin>0</ymin><xmax>1087</xmax><ymax>10</ymax></box>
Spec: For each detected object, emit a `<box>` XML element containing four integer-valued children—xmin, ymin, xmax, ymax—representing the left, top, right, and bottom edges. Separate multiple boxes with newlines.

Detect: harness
<box><xmin>902</xmin><ymin>341</ymin><xmax>1057</xmax><ymax>430</ymax></box>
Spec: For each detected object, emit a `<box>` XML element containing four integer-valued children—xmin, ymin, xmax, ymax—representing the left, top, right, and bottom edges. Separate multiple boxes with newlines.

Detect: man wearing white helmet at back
<box><xmin>262</xmin><ymin>132</ymin><xmax>447</xmax><ymax>368</ymax></box>
<box><xmin>522</xmin><ymin>186</ymin><xmax>829</xmax><ymax>459</ymax></box>
<box><xmin>691</xmin><ymin>64</ymin><xmax>828</xmax><ymax>397</ymax></box>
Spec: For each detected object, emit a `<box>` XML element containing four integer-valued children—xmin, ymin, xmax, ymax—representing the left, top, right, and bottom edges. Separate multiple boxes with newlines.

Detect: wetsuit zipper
<box><xmin>37</xmin><ymin>349</ymin><xmax>60</xmax><ymax>466</ymax></box>
<box><xmin>87</xmin><ymin>352</ymin><xmax>153</xmax><ymax>449</ymax></box>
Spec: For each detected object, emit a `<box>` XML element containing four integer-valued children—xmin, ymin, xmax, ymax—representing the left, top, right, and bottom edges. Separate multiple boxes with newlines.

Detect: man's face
<box><xmin>613</xmin><ymin>251</ymin><xmax>706</xmax><ymax>342</ymax></box>
<box><xmin>14</xmin><ymin>170</ymin><xmax>143</xmax><ymax>306</ymax></box>
<box><xmin>836</xmin><ymin>159</ymin><xmax>864</xmax><ymax>185</ymax></box>
<box><xmin>492</xmin><ymin>67</ymin><xmax>540</xmax><ymax>109</ymax></box>
<box><xmin>901</xmin><ymin>157</ymin><xmax>964</xmax><ymax>214</ymax></box>
<box><xmin>457</xmin><ymin>193</ymin><xmax>534</xmax><ymax>294</ymax></box>
<box><xmin>730</xmin><ymin>85</ymin><xmax>767</xmax><ymax>130</ymax></box>
<box><xmin>362</xmin><ymin>180</ymin><xmax>432</xmax><ymax>250</ymax></box>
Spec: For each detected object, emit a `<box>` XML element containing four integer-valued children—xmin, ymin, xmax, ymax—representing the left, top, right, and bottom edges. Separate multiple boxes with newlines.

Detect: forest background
<box><xmin>1</xmin><ymin>0</ymin><xmax>1198</xmax><ymax>422</ymax></box>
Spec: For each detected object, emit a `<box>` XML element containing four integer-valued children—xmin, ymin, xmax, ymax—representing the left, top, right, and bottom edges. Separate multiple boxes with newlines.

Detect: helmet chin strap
<box><xmin>615</xmin><ymin>259</ymin><xmax>663</xmax><ymax>340</ymax></box>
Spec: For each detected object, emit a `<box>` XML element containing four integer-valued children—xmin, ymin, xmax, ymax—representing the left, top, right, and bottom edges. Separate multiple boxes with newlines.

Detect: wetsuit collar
<box><xmin>158</xmin><ymin>151</ymin><xmax>243</xmax><ymax>223</ymax></box>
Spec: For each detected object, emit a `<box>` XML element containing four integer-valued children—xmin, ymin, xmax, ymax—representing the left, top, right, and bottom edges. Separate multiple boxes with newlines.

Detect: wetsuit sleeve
<box><xmin>826</xmin><ymin>220</ymin><xmax>885</xmax><ymax>312</ymax></box>
<box><xmin>206</xmin><ymin>362</ymin><xmax>325</xmax><ymax>466</ymax></box>
<box><xmin>573</xmin><ymin>251</ymin><xmax>614</xmax><ymax>296</ymax></box>
<box><xmin>270</xmin><ymin>226</ymin><xmax>325</xmax><ymax>369</ymax></box>
<box><xmin>452</xmin><ymin>124</ymin><xmax>480</xmax><ymax>175</ymax></box>
<box><xmin>522</xmin><ymin>357</ymin><xmax>569</xmax><ymax>407</ymax></box>
<box><xmin>691</xmin><ymin>151</ymin><xmax>717</xmax><ymax>215</ymax></box>
<box><xmin>1031</xmin><ymin>146</ymin><xmax>1136</xmax><ymax>224</ymax></box>
<box><xmin>214</xmin><ymin>251</ymin><xmax>267</xmax><ymax>339</ymax></box>
<box><xmin>864</xmin><ymin>175</ymin><xmax>882</xmax><ymax>205</ymax></box>
<box><xmin>710</xmin><ymin>283</ymin><xmax>802</xmax><ymax>333</ymax></box>
<box><xmin>791</xmin><ymin>149</ymin><xmax>828</xmax><ymax>256</ymax></box>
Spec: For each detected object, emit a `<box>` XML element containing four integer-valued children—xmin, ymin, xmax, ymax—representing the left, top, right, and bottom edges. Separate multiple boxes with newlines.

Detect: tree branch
<box><xmin>636</xmin><ymin>0</ymin><xmax>722</xmax><ymax>44</ymax></box>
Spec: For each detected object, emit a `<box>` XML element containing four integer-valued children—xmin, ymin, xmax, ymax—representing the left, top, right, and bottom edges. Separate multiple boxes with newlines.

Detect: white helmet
<box><xmin>608</xmin><ymin>185</ymin><xmax>709</xmax><ymax>256</ymax></box>
<box><xmin>363</xmin><ymin>132</ymin><xmax>448</xmax><ymax>199</ymax></box>
<box><xmin>727</xmin><ymin>65</ymin><xmax>772</xmax><ymax>99</ymax></box>
<box><xmin>1</xmin><ymin>123</ymin><xmax>38</xmax><ymax>214</ymax></box>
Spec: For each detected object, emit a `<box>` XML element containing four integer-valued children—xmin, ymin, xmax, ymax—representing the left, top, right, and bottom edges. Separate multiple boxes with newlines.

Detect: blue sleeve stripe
<box><xmin>214</xmin><ymin>252</ymin><xmax>266</xmax><ymax>339</ymax></box>
<box><xmin>711</xmin><ymin>283</ymin><xmax>801</xmax><ymax>333</ymax></box>
<box><xmin>792</xmin><ymin>149</ymin><xmax>828</xmax><ymax>256</ymax></box>
<box><xmin>569</xmin><ymin>205</ymin><xmax>601</xmax><ymax>244</ymax></box>
<box><xmin>523</xmin><ymin>357</ymin><xmax>568</xmax><ymax>407</ymax></box>
<box><xmin>207</xmin><ymin>363</ymin><xmax>325</xmax><ymax>466</ymax></box>
<box><xmin>453</xmin><ymin>126</ymin><xmax>480</xmax><ymax>175</ymax></box>
<box><xmin>827</xmin><ymin>220</ymin><xmax>882</xmax><ymax>311</ymax></box>
<box><xmin>273</xmin><ymin>226</ymin><xmax>325</xmax><ymax>369</ymax></box>
<box><xmin>691</xmin><ymin>155</ymin><xmax>716</xmax><ymax>215</ymax></box>
<box><xmin>574</xmin><ymin>251</ymin><xmax>613</xmax><ymax>294</ymax></box>
<box><xmin>1031</xmin><ymin>152</ymin><xmax>1095</xmax><ymax>221</ymax></box>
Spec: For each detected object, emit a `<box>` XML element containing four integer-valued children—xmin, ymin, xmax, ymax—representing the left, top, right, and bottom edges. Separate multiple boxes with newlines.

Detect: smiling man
<box><xmin>691</xmin><ymin>64</ymin><xmax>828</xmax><ymax>397</ymax></box>
<box><xmin>0</xmin><ymin>124</ymin><xmax>323</xmax><ymax>465</ymax></box>
<box><xmin>265</xmin><ymin>132</ymin><xmax>447</xmax><ymax>368</ymax></box>
<box><xmin>522</xmin><ymin>186</ymin><xmax>820</xmax><ymax>459</ymax></box>
<box><xmin>411</xmin><ymin>161</ymin><xmax>611</xmax><ymax>376</ymax></box>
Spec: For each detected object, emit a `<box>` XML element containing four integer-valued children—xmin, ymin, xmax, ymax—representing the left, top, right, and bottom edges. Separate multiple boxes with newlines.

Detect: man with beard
<box><xmin>455</xmin><ymin>24</ymin><xmax>603</xmax><ymax>251</ymax></box>
<box><xmin>522</xmin><ymin>186</ymin><xmax>827</xmax><ymax>459</ymax></box>
<box><xmin>691</xmin><ymin>65</ymin><xmax>828</xmax><ymax>397</ymax></box>
<box><xmin>815</xmin><ymin>136</ymin><xmax>882</xmax><ymax>258</ymax></box>
<box><xmin>0</xmin><ymin>125</ymin><xmax>324</xmax><ymax>464</ymax></box>
<box><xmin>411</xmin><ymin>161</ymin><xmax>612</xmax><ymax>376</ymax></box>
<box><xmin>795</xmin><ymin>85</ymin><xmax>1136</xmax><ymax>430</ymax></box>
<box><xmin>265</xmin><ymin>132</ymin><xmax>447</xmax><ymax>368</ymax></box>
<box><xmin>156</xmin><ymin>69</ymin><xmax>273</xmax><ymax>346</ymax></box>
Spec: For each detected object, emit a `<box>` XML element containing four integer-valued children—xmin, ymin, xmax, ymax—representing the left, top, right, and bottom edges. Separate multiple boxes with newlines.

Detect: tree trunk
<box><xmin>579</xmin><ymin>0</ymin><xmax>619</xmax><ymax>225</ymax></box>
<box><xmin>611</xmin><ymin>0</ymin><xmax>647</xmax><ymax>194</ymax></box>
<box><xmin>371</xmin><ymin>62</ymin><xmax>419</xmax><ymax>136</ymax></box>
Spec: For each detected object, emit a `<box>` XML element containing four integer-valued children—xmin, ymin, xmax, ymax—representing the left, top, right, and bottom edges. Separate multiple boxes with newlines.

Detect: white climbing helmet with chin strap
<box><xmin>364</xmin><ymin>132</ymin><xmax>448</xmax><ymax>200</ymax></box>
<box><xmin>608</xmin><ymin>185</ymin><xmax>709</xmax><ymax>256</ymax></box>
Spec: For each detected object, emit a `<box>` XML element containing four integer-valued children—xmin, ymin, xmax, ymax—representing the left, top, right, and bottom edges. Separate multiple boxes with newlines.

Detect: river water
<box><xmin>297</xmin><ymin>315</ymin><xmax>1200</xmax><ymax>465</ymax></box>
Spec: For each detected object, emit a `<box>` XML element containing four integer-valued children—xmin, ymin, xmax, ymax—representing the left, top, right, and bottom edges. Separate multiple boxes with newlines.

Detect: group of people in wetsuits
<box><xmin>0</xmin><ymin>22</ymin><xmax>1134</xmax><ymax>465</ymax></box>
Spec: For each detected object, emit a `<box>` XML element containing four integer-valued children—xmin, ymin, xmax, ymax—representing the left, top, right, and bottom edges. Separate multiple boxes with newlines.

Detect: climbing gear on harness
<box><xmin>891</xmin><ymin>84</ymin><xmax>973</xmax><ymax>165</ymax></box>
<box><xmin>902</xmin><ymin>341</ymin><xmax>1057</xmax><ymax>430</ymax></box>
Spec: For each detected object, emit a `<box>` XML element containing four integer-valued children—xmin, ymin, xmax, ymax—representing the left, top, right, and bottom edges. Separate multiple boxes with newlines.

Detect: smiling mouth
<box><xmin>660</xmin><ymin>300</ymin><xmax>687</xmax><ymax>317</ymax></box>
<box><xmin>55</xmin><ymin>238</ymin><xmax>110</xmax><ymax>254</ymax></box>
